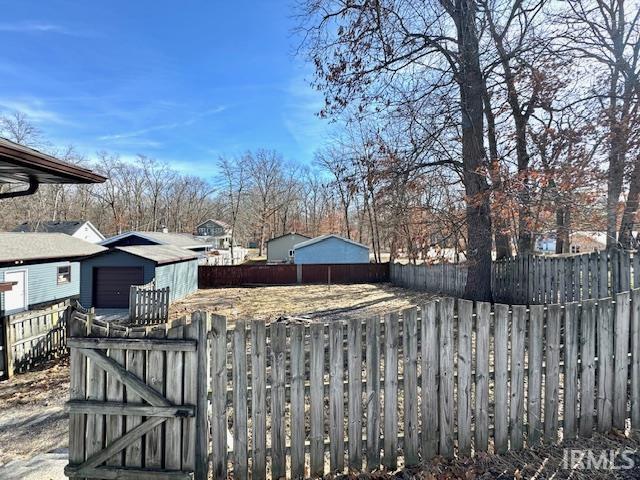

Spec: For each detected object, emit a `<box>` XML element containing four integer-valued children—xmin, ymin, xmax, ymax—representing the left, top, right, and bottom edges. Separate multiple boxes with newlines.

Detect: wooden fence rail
<box><xmin>68</xmin><ymin>288</ymin><xmax>640</xmax><ymax>479</ymax></box>
<box><xmin>1</xmin><ymin>299</ymin><xmax>70</xmax><ymax>378</ymax></box>
<box><xmin>391</xmin><ymin>249</ymin><xmax>639</xmax><ymax>304</ymax></box>
<box><xmin>129</xmin><ymin>280</ymin><xmax>170</xmax><ymax>325</ymax></box>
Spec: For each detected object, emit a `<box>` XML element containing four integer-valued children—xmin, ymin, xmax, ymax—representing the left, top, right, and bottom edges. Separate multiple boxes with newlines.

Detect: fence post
<box><xmin>193</xmin><ymin>311</ymin><xmax>210</xmax><ymax>480</ymax></box>
<box><xmin>210</xmin><ymin>314</ymin><xmax>227</xmax><ymax>480</ymax></box>
<box><xmin>3</xmin><ymin>316</ymin><xmax>13</xmax><ymax>379</ymax></box>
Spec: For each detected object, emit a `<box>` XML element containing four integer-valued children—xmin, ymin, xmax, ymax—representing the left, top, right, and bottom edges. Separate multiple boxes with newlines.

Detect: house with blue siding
<box><xmin>0</xmin><ymin>233</ymin><xmax>106</xmax><ymax>315</ymax></box>
<box><xmin>80</xmin><ymin>245</ymin><xmax>198</xmax><ymax>308</ymax></box>
<box><xmin>293</xmin><ymin>234</ymin><xmax>370</xmax><ymax>264</ymax></box>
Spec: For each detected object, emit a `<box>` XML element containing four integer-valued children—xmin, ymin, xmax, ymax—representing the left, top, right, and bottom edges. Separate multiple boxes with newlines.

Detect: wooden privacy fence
<box><xmin>1</xmin><ymin>299</ymin><xmax>70</xmax><ymax>379</ymax></box>
<box><xmin>391</xmin><ymin>250</ymin><xmax>639</xmax><ymax>304</ymax></box>
<box><xmin>390</xmin><ymin>262</ymin><xmax>467</xmax><ymax>297</ymax></box>
<box><xmin>198</xmin><ymin>263</ymin><xmax>389</xmax><ymax>288</ymax></box>
<box><xmin>129</xmin><ymin>280</ymin><xmax>170</xmax><ymax>325</ymax></box>
<box><xmin>65</xmin><ymin>307</ymin><xmax>209</xmax><ymax>479</ymax></box>
<box><xmin>208</xmin><ymin>289</ymin><xmax>640</xmax><ymax>479</ymax></box>
<box><xmin>70</xmin><ymin>288</ymin><xmax>640</xmax><ymax>479</ymax></box>
<box><xmin>492</xmin><ymin>249</ymin><xmax>639</xmax><ymax>304</ymax></box>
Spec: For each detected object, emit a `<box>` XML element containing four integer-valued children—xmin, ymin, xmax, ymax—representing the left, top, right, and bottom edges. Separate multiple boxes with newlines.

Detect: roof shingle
<box><xmin>0</xmin><ymin>233</ymin><xmax>106</xmax><ymax>264</ymax></box>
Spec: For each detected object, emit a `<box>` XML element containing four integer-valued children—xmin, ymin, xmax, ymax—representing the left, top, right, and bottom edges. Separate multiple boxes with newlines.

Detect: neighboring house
<box><xmin>101</xmin><ymin>231</ymin><xmax>212</xmax><ymax>253</ymax></box>
<box><xmin>12</xmin><ymin>220</ymin><xmax>105</xmax><ymax>244</ymax></box>
<box><xmin>267</xmin><ymin>233</ymin><xmax>310</xmax><ymax>263</ymax></box>
<box><xmin>534</xmin><ymin>233</ymin><xmax>557</xmax><ymax>254</ymax></box>
<box><xmin>534</xmin><ymin>231</ymin><xmax>611</xmax><ymax>254</ymax></box>
<box><xmin>293</xmin><ymin>234</ymin><xmax>370</xmax><ymax>264</ymax></box>
<box><xmin>80</xmin><ymin>245</ymin><xmax>198</xmax><ymax>309</ymax></box>
<box><xmin>570</xmin><ymin>232</ymin><xmax>607</xmax><ymax>253</ymax></box>
<box><xmin>0</xmin><ymin>233</ymin><xmax>106</xmax><ymax>315</ymax></box>
<box><xmin>194</xmin><ymin>219</ymin><xmax>232</xmax><ymax>248</ymax></box>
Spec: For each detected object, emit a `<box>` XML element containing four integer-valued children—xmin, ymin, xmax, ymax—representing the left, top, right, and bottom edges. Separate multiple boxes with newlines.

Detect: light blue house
<box><xmin>80</xmin><ymin>245</ymin><xmax>198</xmax><ymax>309</ymax></box>
<box><xmin>293</xmin><ymin>234</ymin><xmax>370</xmax><ymax>264</ymax></box>
<box><xmin>0</xmin><ymin>233</ymin><xmax>106</xmax><ymax>315</ymax></box>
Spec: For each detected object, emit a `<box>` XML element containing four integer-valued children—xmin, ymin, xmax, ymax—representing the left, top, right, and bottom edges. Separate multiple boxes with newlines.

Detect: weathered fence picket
<box><xmin>382</xmin><ymin>312</ymin><xmax>398</xmax><ymax>469</ymax></box>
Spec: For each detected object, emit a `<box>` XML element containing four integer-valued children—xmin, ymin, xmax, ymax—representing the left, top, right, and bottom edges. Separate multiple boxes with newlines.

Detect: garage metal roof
<box><xmin>0</xmin><ymin>137</ymin><xmax>106</xmax><ymax>184</ymax></box>
<box><xmin>0</xmin><ymin>233</ymin><xmax>107</xmax><ymax>265</ymax></box>
<box><xmin>116</xmin><ymin>245</ymin><xmax>199</xmax><ymax>265</ymax></box>
<box><xmin>101</xmin><ymin>231</ymin><xmax>211</xmax><ymax>249</ymax></box>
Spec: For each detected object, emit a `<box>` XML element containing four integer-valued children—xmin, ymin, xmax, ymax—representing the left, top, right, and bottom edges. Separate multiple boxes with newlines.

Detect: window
<box><xmin>57</xmin><ymin>265</ymin><xmax>71</xmax><ymax>284</ymax></box>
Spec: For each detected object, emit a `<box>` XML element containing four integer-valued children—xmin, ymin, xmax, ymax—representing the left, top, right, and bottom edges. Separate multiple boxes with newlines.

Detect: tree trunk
<box><xmin>555</xmin><ymin>206</ymin><xmax>570</xmax><ymax>254</ymax></box>
<box><xmin>618</xmin><ymin>157</ymin><xmax>640</xmax><ymax>248</ymax></box>
<box><xmin>482</xmin><ymin>88</ymin><xmax>511</xmax><ymax>259</ymax></box>
<box><xmin>606</xmin><ymin>123</ymin><xmax>626</xmax><ymax>249</ymax></box>
<box><xmin>455</xmin><ymin>0</ymin><xmax>493</xmax><ymax>301</ymax></box>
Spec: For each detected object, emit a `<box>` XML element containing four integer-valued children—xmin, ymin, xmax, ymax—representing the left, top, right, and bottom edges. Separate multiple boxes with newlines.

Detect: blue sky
<box><xmin>0</xmin><ymin>1</ymin><xmax>329</xmax><ymax>177</ymax></box>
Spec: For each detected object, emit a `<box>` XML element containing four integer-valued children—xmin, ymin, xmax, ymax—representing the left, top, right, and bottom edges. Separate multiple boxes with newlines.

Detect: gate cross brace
<box><xmin>79</xmin><ymin>347</ymin><xmax>171</xmax><ymax>406</ymax></box>
<box><xmin>65</xmin><ymin>416</ymin><xmax>166</xmax><ymax>476</ymax></box>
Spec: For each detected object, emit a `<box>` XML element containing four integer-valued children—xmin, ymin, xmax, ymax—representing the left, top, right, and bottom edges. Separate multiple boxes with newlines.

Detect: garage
<box><xmin>80</xmin><ymin>245</ymin><xmax>199</xmax><ymax>309</ymax></box>
<box><xmin>92</xmin><ymin>266</ymin><xmax>144</xmax><ymax>308</ymax></box>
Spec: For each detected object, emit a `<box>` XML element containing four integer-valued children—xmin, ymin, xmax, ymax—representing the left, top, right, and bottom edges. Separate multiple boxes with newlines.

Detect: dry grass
<box><xmin>0</xmin><ymin>357</ymin><xmax>69</xmax><ymax>465</ymax></box>
<box><xmin>169</xmin><ymin>283</ymin><xmax>437</xmax><ymax>324</ymax></box>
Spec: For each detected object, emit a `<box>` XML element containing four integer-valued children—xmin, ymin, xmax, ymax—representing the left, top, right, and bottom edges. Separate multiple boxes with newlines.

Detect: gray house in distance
<box><xmin>80</xmin><ymin>245</ymin><xmax>198</xmax><ymax>309</ymax></box>
<box><xmin>0</xmin><ymin>233</ymin><xmax>106</xmax><ymax>315</ymax></box>
<box><xmin>266</xmin><ymin>233</ymin><xmax>310</xmax><ymax>263</ymax></box>
<box><xmin>194</xmin><ymin>219</ymin><xmax>232</xmax><ymax>248</ymax></box>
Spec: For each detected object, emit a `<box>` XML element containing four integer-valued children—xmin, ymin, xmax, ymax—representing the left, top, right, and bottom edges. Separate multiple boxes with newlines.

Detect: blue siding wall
<box><xmin>0</xmin><ymin>261</ymin><xmax>80</xmax><ymax>313</ymax></box>
<box><xmin>294</xmin><ymin>237</ymin><xmax>369</xmax><ymax>264</ymax></box>
<box><xmin>79</xmin><ymin>251</ymin><xmax>155</xmax><ymax>307</ymax></box>
<box><xmin>155</xmin><ymin>260</ymin><xmax>198</xmax><ymax>301</ymax></box>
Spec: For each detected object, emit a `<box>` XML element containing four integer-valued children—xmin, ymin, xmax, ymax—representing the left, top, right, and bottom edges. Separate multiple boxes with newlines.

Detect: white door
<box><xmin>4</xmin><ymin>270</ymin><xmax>27</xmax><ymax>314</ymax></box>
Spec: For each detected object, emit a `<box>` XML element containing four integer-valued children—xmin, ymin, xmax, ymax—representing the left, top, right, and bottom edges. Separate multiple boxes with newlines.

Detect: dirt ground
<box><xmin>0</xmin><ymin>357</ymin><xmax>69</xmax><ymax>466</ymax></box>
<box><xmin>169</xmin><ymin>283</ymin><xmax>437</xmax><ymax>323</ymax></box>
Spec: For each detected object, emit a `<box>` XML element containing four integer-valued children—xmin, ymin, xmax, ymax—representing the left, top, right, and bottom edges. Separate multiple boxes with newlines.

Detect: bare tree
<box><xmin>217</xmin><ymin>155</ymin><xmax>248</xmax><ymax>264</ymax></box>
<box><xmin>559</xmin><ymin>0</ymin><xmax>640</xmax><ymax>248</ymax></box>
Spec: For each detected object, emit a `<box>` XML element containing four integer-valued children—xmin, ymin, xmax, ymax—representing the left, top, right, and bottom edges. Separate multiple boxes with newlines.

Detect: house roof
<box><xmin>266</xmin><ymin>232</ymin><xmax>311</xmax><ymax>244</ymax></box>
<box><xmin>101</xmin><ymin>231</ymin><xmax>211</xmax><ymax>249</ymax></box>
<box><xmin>12</xmin><ymin>220</ymin><xmax>103</xmax><ymax>239</ymax></box>
<box><xmin>115</xmin><ymin>245</ymin><xmax>198</xmax><ymax>265</ymax></box>
<box><xmin>0</xmin><ymin>137</ymin><xmax>106</xmax><ymax>184</ymax></box>
<box><xmin>293</xmin><ymin>234</ymin><xmax>369</xmax><ymax>251</ymax></box>
<box><xmin>196</xmin><ymin>218</ymin><xmax>231</xmax><ymax>230</ymax></box>
<box><xmin>0</xmin><ymin>233</ymin><xmax>107</xmax><ymax>264</ymax></box>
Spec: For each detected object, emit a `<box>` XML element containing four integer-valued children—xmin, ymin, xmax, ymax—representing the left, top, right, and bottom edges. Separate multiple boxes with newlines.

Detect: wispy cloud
<box><xmin>97</xmin><ymin>105</ymin><xmax>227</xmax><ymax>142</ymax></box>
<box><xmin>0</xmin><ymin>22</ymin><xmax>74</xmax><ymax>35</ymax></box>
<box><xmin>0</xmin><ymin>97</ymin><xmax>69</xmax><ymax>125</ymax></box>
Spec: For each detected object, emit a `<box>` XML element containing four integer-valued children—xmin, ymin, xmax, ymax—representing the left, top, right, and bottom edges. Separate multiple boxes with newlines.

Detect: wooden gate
<box><xmin>65</xmin><ymin>307</ymin><xmax>209</xmax><ymax>479</ymax></box>
<box><xmin>129</xmin><ymin>280</ymin><xmax>170</xmax><ymax>325</ymax></box>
